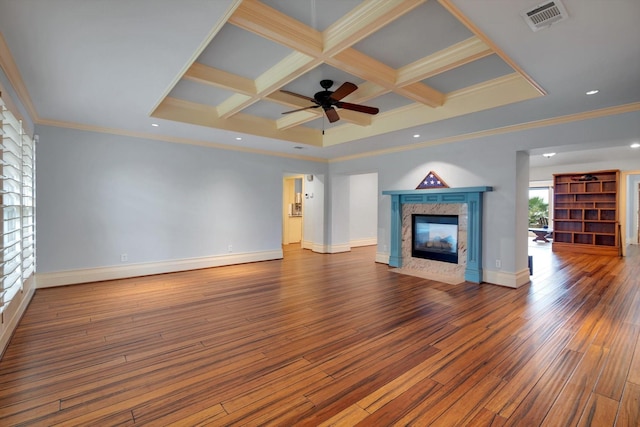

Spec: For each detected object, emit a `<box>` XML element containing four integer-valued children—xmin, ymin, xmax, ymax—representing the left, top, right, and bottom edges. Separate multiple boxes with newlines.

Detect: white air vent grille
<box><xmin>521</xmin><ymin>0</ymin><xmax>568</xmax><ymax>32</ymax></box>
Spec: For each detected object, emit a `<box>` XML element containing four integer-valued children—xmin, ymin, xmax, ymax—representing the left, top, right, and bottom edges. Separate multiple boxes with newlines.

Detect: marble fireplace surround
<box><xmin>382</xmin><ymin>187</ymin><xmax>493</xmax><ymax>283</ymax></box>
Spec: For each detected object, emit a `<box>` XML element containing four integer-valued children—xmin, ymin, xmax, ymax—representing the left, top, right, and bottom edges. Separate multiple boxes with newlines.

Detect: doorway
<box><xmin>282</xmin><ymin>175</ymin><xmax>304</xmax><ymax>246</ymax></box>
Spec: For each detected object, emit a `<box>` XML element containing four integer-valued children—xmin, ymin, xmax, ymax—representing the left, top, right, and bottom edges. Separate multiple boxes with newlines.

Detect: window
<box><xmin>529</xmin><ymin>186</ymin><xmax>551</xmax><ymax>227</ymax></box>
<box><xmin>1</xmin><ymin>94</ymin><xmax>35</xmax><ymax>316</ymax></box>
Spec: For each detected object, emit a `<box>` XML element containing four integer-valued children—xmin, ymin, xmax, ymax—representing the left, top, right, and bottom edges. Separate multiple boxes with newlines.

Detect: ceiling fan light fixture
<box><xmin>280</xmin><ymin>80</ymin><xmax>378</xmax><ymax>124</ymax></box>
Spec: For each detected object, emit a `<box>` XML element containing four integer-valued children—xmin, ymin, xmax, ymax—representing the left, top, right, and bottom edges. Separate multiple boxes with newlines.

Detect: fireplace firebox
<box><xmin>412</xmin><ymin>214</ymin><xmax>459</xmax><ymax>264</ymax></box>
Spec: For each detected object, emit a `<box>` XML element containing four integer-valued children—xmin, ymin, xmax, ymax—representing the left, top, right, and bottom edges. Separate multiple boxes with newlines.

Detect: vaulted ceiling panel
<box><xmin>168</xmin><ymin>80</ymin><xmax>236</xmax><ymax>107</ymax></box>
<box><xmin>195</xmin><ymin>24</ymin><xmax>293</xmax><ymax>80</ymax></box>
<box><xmin>423</xmin><ymin>53</ymin><xmax>515</xmax><ymax>93</ymax></box>
<box><xmin>261</xmin><ymin>0</ymin><xmax>365</xmax><ymax>31</ymax></box>
<box><xmin>352</xmin><ymin>0</ymin><xmax>473</xmax><ymax>68</ymax></box>
<box><xmin>241</xmin><ymin>99</ymin><xmax>292</xmax><ymax>121</ymax></box>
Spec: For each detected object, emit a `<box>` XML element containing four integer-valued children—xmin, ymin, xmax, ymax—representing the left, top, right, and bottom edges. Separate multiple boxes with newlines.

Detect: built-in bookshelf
<box><xmin>552</xmin><ymin>170</ymin><xmax>619</xmax><ymax>255</ymax></box>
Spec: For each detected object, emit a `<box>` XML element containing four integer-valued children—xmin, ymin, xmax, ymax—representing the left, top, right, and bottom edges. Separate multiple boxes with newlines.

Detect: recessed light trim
<box><xmin>413</xmin><ymin>134</ymin><xmax>420</xmax><ymax>138</ymax></box>
<box><xmin>542</xmin><ymin>152</ymin><xmax>556</xmax><ymax>158</ymax></box>
<box><xmin>151</xmin><ymin>123</ymin><xmax>159</xmax><ymax>127</ymax></box>
<box><xmin>235</xmin><ymin>137</ymin><xmax>242</xmax><ymax>141</ymax></box>
<box><xmin>585</xmin><ymin>89</ymin><xmax>599</xmax><ymax>95</ymax></box>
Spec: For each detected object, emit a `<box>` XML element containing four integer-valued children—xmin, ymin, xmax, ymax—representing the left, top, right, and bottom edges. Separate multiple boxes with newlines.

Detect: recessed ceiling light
<box><xmin>151</xmin><ymin>123</ymin><xmax>159</xmax><ymax>127</ymax></box>
<box><xmin>585</xmin><ymin>90</ymin><xmax>599</xmax><ymax>95</ymax></box>
<box><xmin>543</xmin><ymin>152</ymin><xmax>556</xmax><ymax>158</ymax></box>
<box><xmin>631</xmin><ymin>143</ymin><xmax>640</xmax><ymax>149</ymax></box>
<box><xmin>235</xmin><ymin>137</ymin><xmax>242</xmax><ymax>140</ymax></box>
<box><xmin>413</xmin><ymin>134</ymin><xmax>420</xmax><ymax>138</ymax></box>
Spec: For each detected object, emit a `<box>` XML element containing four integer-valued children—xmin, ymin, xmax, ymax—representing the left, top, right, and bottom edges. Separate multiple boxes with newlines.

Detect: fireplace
<box><xmin>412</xmin><ymin>214</ymin><xmax>458</xmax><ymax>264</ymax></box>
<box><xmin>381</xmin><ymin>186</ymin><xmax>492</xmax><ymax>283</ymax></box>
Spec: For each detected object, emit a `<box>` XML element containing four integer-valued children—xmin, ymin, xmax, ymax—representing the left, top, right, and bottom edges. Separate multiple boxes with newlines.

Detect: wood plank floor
<box><xmin>1</xmin><ymin>244</ymin><xmax>639</xmax><ymax>426</ymax></box>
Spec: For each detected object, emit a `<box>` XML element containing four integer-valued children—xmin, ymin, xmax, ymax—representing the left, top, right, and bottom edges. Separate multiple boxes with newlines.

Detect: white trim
<box><xmin>375</xmin><ymin>252</ymin><xmax>389</xmax><ymax>264</ymax></box>
<box><xmin>302</xmin><ymin>240</ymin><xmax>314</xmax><ymax>250</ymax></box>
<box><xmin>35</xmin><ymin>249</ymin><xmax>283</xmax><ymax>288</ymax></box>
<box><xmin>483</xmin><ymin>268</ymin><xmax>530</xmax><ymax>288</ymax></box>
<box><xmin>1</xmin><ymin>276</ymin><xmax>36</xmax><ymax>356</ymax></box>
<box><xmin>349</xmin><ymin>237</ymin><xmax>377</xmax><ymax>247</ymax></box>
<box><xmin>311</xmin><ymin>243</ymin><xmax>328</xmax><ymax>253</ymax></box>
<box><xmin>327</xmin><ymin>244</ymin><xmax>351</xmax><ymax>254</ymax></box>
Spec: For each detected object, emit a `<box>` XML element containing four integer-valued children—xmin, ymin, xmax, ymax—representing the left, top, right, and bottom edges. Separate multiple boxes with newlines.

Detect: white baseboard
<box><xmin>311</xmin><ymin>243</ymin><xmax>328</xmax><ymax>253</ymax></box>
<box><xmin>1</xmin><ymin>276</ymin><xmax>36</xmax><ymax>357</ymax></box>
<box><xmin>483</xmin><ymin>268</ymin><xmax>530</xmax><ymax>288</ymax></box>
<box><xmin>327</xmin><ymin>243</ymin><xmax>351</xmax><ymax>254</ymax></box>
<box><xmin>375</xmin><ymin>252</ymin><xmax>389</xmax><ymax>264</ymax></box>
<box><xmin>309</xmin><ymin>243</ymin><xmax>350</xmax><ymax>253</ymax></box>
<box><xmin>350</xmin><ymin>238</ymin><xmax>377</xmax><ymax>248</ymax></box>
<box><xmin>35</xmin><ymin>249</ymin><xmax>283</xmax><ymax>288</ymax></box>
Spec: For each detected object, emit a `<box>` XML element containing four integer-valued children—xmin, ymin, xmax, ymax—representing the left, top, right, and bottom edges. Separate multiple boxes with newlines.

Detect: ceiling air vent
<box><xmin>521</xmin><ymin>0</ymin><xmax>568</xmax><ymax>32</ymax></box>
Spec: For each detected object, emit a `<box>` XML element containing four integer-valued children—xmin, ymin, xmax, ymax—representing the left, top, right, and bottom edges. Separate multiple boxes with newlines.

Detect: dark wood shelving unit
<box><xmin>552</xmin><ymin>170</ymin><xmax>620</xmax><ymax>255</ymax></box>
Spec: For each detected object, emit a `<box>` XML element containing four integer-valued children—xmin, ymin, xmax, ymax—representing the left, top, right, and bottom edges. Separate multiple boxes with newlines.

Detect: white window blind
<box><xmin>1</xmin><ymin>93</ymin><xmax>35</xmax><ymax>315</ymax></box>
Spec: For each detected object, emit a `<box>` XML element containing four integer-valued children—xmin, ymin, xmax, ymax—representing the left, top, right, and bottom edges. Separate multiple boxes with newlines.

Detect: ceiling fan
<box><xmin>280</xmin><ymin>79</ymin><xmax>379</xmax><ymax>123</ymax></box>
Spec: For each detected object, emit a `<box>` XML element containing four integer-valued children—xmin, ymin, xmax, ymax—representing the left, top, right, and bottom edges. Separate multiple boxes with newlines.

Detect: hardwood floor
<box><xmin>1</xmin><ymin>244</ymin><xmax>639</xmax><ymax>426</ymax></box>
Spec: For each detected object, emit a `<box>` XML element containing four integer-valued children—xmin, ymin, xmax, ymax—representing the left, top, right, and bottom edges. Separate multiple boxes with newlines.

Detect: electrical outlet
<box><xmin>495</xmin><ymin>259</ymin><xmax>501</xmax><ymax>268</ymax></box>
<box><xmin>121</xmin><ymin>253</ymin><xmax>128</xmax><ymax>262</ymax></box>
<box><xmin>228</xmin><ymin>245</ymin><xmax>233</xmax><ymax>253</ymax></box>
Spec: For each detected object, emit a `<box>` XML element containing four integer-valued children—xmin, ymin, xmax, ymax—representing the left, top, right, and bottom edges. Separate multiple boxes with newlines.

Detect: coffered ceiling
<box><xmin>0</xmin><ymin>0</ymin><xmax>638</xmax><ymax>162</ymax></box>
<box><xmin>152</xmin><ymin>0</ymin><xmax>543</xmax><ymax>148</ymax></box>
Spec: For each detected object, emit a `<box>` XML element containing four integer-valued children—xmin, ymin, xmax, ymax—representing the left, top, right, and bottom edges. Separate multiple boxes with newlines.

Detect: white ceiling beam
<box><xmin>438</xmin><ymin>0</ymin><xmax>546</xmax><ymax>95</ymax></box>
<box><xmin>228</xmin><ymin>0</ymin><xmax>322</xmax><ymax>57</ymax></box>
<box><xmin>396</xmin><ymin>36</ymin><xmax>493</xmax><ymax>86</ymax></box>
<box><xmin>329</xmin><ymin>48</ymin><xmax>445</xmax><ymax>107</ymax></box>
<box><xmin>323</xmin><ymin>0</ymin><xmax>427</xmax><ymax>56</ymax></box>
<box><xmin>183</xmin><ymin>63</ymin><xmax>256</xmax><ymax>95</ymax></box>
<box><xmin>217</xmin><ymin>52</ymin><xmax>320</xmax><ymax>119</ymax></box>
<box><xmin>155</xmin><ymin>97</ymin><xmax>323</xmax><ymax>146</ymax></box>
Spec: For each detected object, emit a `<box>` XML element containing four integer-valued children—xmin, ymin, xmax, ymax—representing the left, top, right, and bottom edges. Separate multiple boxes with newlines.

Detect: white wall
<box><xmin>329</xmin><ymin>110</ymin><xmax>640</xmax><ymax>287</ymax></box>
<box><xmin>35</xmin><ymin>125</ymin><xmax>327</xmax><ymax>280</ymax></box>
<box><xmin>328</xmin><ymin>174</ymin><xmax>351</xmax><ymax>252</ymax></box>
<box><xmin>331</xmin><ymin>137</ymin><xmax>522</xmax><ymax>286</ymax></box>
<box><xmin>349</xmin><ymin>172</ymin><xmax>378</xmax><ymax>247</ymax></box>
<box><xmin>626</xmin><ymin>174</ymin><xmax>640</xmax><ymax>244</ymax></box>
<box><xmin>302</xmin><ymin>173</ymin><xmax>325</xmax><ymax>252</ymax></box>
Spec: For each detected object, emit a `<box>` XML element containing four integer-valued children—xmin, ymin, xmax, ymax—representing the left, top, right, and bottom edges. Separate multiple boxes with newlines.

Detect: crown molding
<box><xmin>330</xmin><ymin>102</ymin><xmax>640</xmax><ymax>163</ymax></box>
<box><xmin>35</xmin><ymin>117</ymin><xmax>328</xmax><ymax>163</ymax></box>
<box><xmin>0</xmin><ymin>32</ymin><xmax>39</xmax><ymax>133</ymax></box>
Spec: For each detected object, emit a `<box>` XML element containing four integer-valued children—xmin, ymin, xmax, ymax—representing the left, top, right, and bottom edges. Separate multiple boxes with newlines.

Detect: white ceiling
<box><xmin>0</xmin><ymin>0</ymin><xmax>638</xmax><ymax>164</ymax></box>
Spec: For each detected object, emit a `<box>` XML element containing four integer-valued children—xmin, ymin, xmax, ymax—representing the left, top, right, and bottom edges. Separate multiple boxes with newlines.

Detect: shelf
<box><xmin>552</xmin><ymin>170</ymin><xmax>619</xmax><ymax>255</ymax></box>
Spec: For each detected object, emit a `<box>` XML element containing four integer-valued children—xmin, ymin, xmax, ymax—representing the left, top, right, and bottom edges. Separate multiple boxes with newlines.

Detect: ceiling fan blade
<box><xmin>324</xmin><ymin>107</ymin><xmax>340</xmax><ymax>123</ymax></box>
<box><xmin>336</xmin><ymin>102</ymin><xmax>379</xmax><ymax>115</ymax></box>
<box><xmin>281</xmin><ymin>105</ymin><xmax>320</xmax><ymax>114</ymax></box>
<box><xmin>280</xmin><ymin>90</ymin><xmax>316</xmax><ymax>103</ymax></box>
<box><xmin>330</xmin><ymin>82</ymin><xmax>357</xmax><ymax>101</ymax></box>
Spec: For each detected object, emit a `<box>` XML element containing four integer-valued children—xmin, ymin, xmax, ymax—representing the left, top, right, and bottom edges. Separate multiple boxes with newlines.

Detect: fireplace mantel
<box><xmin>382</xmin><ymin>186</ymin><xmax>493</xmax><ymax>283</ymax></box>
